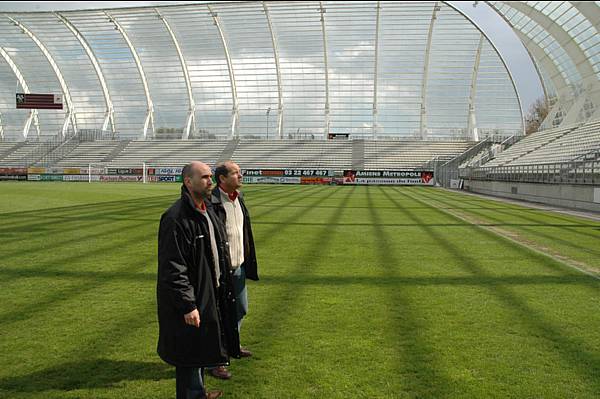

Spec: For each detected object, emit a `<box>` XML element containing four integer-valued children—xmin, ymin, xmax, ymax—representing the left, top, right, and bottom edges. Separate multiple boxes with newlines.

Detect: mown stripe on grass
<box><xmin>0</xmin><ymin>290</ymin><xmax>164</xmax><ymax>394</ymax></box>
<box><xmin>249</xmin><ymin>184</ymin><xmax>332</xmax><ymax>220</ymax></box>
<box><xmin>393</xmin><ymin>187</ymin><xmax>600</xmax><ymax>395</ymax></box>
<box><xmin>365</xmin><ymin>186</ymin><xmax>464</xmax><ymax>397</ymax></box>
<box><xmin>0</xmin><ymin>225</ymin><xmax>156</xmax><ymax>326</ymax></box>
<box><xmin>239</xmin><ymin>186</ymin><xmax>356</xmax><ymax>397</ymax></box>
<box><xmin>415</xmin><ymin>188</ymin><xmax>600</xmax><ymax>280</ymax></box>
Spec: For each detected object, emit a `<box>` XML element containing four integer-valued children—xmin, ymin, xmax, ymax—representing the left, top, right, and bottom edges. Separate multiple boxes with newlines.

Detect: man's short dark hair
<box><xmin>214</xmin><ymin>162</ymin><xmax>231</xmax><ymax>185</ymax></box>
<box><xmin>181</xmin><ymin>163</ymin><xmax>193</xmax><ymax>181</ymax></box>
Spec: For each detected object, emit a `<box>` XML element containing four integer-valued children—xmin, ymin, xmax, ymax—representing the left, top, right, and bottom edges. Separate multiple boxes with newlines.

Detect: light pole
<box><xmin>266</xmin><ymin>107</ymin><xmax>271</xmax><ymax>140</ymax></box>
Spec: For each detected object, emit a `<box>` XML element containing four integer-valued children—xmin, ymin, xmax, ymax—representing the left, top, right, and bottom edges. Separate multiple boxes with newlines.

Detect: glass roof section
<box><xmin>489</xmin><ymin>1</ymin><xmax>600</xmax><ymax>126</ymax></box>
<box><xmin>0</xmin><ymin>1</ymin><xmax>524</xmax><ymax>141</ymax></box>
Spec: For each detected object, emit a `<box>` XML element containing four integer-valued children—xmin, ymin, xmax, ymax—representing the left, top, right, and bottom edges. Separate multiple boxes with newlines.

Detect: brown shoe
<box><xmin>209</xmin><ymin>366</ymin><xmax>231</xmax><ymax>380</ymax></box>
<box><xmin>206</xmin><ymin>390</ymin><xmax>223</xmax><ymax>399</ymax></box>
<box><xmin>239</xmin><ymin>347</ymin><xmax>253</xmax><ymax>358</ymax></box>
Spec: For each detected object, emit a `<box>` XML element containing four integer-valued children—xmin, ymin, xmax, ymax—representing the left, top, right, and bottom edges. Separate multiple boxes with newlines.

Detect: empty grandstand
<box><xmin>0</xmin><ymin>138</ymin><xmax>476</xmax><ymax>171</ymax></box>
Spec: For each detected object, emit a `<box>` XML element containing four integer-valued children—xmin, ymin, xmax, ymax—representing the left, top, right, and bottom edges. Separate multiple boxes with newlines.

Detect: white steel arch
<box><xmin>319</xmin><ymin>2</ymin><xmax>330</xmax><ymax>137</ymax></box>
<box><xmin>572</xmin><ymin>1</ymin><xmax>600</xmax><ymax>25</ymax></box>
<box><xmin>508</xmin><ymin>2</ymin><xmax>596</xmax><ymax>87</ymax></box>
<box><xmin>6</xmin><ymin>15</ymin><xmax>77</xmax><ymax>138</ymax></box>
<box><xmin>372</xmin><ymin>1</ymin><xmax>381</xmax><ymax>139</ymax></box>
<box><xmin>208</xmin><ymin>5</ymin><xmax>239</xmax><ymax>139</ymax></box>
<box><xmin>420</xmin><ymin>2</ymin><xmax>439</xmax><ymax>140</ymax></box>
<box><xmin>513</xmin><ymin>28</ymin><xmax>569</xmax><ymax>99</ymax></box>
<box><xmin>55</xmin><ymin>12</ymin><xmax>115</xmax><ymax>136</ymax></box>
<box><xmin>505</xmin><ymin>2</ymin><xmax>600</xmax><ymax>124</ymax></box>
<box><xmin>0</xmin><ymin>46</ymin><xmax>40</xmax><ymax>139</ymax></box>
<box><xmin>468</xmin><ymin>34</ymin><xmax>484</xmax><ymax>141</ymax></box>
<box><xmin>105</xmin><ymin>11</ymin><xmax>155</xmax><ymax>139</ymax></box>
<box><xmin>449</xmin><ymin>2</ymin><xmax>525</xmax><ymax>136</ymax></box>
<box><xmin>263</xmin><ymin>2</ymin><xmax>283</xmax><ymax>139</ymax></box>
<box><xmin>155</xmin><ymin>8</ymin><xmax>195</xmax><ymax>140</ymax></box>
<box><xmin>488</xmin><ymin>1</ymin><xmax>600</xmax><ymax>127</ymax></box>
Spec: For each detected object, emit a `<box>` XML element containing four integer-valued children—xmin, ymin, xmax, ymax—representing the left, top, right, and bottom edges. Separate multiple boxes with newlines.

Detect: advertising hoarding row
<box><xmin>15</xmin><ymin>166</ymin><xmax>434</xmax><ymax>186</ymax></box>
<box><xmin>241</xmin><ymin>169</ymin><xmax>434</xmax><ymax>185</ymax></box>
<box><xmin>23</xmin><ymin>166</ymin><xmax>182</xmax><ymax>183</ymax></box>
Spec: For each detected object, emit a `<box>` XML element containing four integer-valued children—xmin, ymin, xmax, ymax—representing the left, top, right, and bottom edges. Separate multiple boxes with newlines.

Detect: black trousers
<box><xmin>175</xmin><ymin>367</ymin><xmax>205</xmax><ymax>399</ymax></box>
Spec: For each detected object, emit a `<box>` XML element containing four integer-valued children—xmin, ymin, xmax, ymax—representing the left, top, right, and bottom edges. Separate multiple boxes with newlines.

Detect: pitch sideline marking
<box><xmin>407</xmin><ymin>189</ymin><xmax>600</xmax><ymax>282</ymax></box>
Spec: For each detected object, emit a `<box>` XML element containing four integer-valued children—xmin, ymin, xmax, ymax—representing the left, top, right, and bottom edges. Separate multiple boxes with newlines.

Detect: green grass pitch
<box><xmin>0</xmin><ymin>182</ymin><xmax>599</xmax><ymax>398</ymax></box>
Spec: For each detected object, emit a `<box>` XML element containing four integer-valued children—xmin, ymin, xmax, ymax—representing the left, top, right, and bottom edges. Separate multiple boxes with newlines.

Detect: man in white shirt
<box><xmin>209</xmin><ymin>161</ymin><xmax>259</xmax><ymax>380</ymax></box>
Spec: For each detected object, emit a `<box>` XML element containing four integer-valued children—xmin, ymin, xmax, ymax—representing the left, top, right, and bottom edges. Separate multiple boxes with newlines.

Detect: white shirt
<box><xmin>220</xmin><ymin>188</ymin><xmax>245</xmax><ymax>269</ymax></box>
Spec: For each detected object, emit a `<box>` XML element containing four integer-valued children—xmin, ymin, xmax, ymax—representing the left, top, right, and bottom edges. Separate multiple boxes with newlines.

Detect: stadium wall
<box><xmin>464</xmin><ymin>180</ymin><xmax>600</xmax><ymax>213</ymax></box>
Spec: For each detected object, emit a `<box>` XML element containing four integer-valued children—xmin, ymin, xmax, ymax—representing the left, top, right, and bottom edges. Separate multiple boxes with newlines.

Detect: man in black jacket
<box><xmin>209</xmin><ymin>161</ymin><xmax>259</xmax><ymax>380</ymax></box>
<box><xmin>157</xmin><ymin>161</ymin><xmax>240</xmax><ymax>399</ymax></box>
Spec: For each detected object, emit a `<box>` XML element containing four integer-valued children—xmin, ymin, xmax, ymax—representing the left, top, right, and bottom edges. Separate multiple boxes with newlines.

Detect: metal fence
<box><xmin>462</xmin><ymin>158</ymin><xmax>599</xmax><ymax>185</ymax></box>
<box><xmin>427</xmin><ymin>138</ymin><xmax>492</xmax><ymax>187</ymax></box>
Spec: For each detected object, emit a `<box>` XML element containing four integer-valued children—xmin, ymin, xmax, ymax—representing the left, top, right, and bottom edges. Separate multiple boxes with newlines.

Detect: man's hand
<box><xmin>184</xmin><ymin>309</ymin><xmax>200</xmax><ymax>328</ymax></box>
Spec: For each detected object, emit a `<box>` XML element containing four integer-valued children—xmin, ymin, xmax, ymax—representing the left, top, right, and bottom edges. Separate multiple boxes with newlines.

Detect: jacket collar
<box><xmin>181</xmin><ymin>184</ymin><xmax>206</xmax><ymax>213</ymax></box>
<box><xmin>218</xmin><ymin>185</ymin><xmax>239</xmax><ymax>202</ymax></box>
<box><xmin>211</xmin><ymin>187</ymin><xmax>244</xmax><ymax>206</ymax></box>
<box><xmin>210</xmin><ymin>188</ymin><xmax>223</xmax><ymax>206</ymax></box>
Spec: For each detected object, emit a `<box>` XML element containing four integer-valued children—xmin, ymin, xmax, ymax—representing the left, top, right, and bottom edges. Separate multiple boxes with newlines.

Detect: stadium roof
<box><xmin>488</xmin><ymin>1</ymin><xmax>600</xmax><ymax>129</ymax></box>
<box><xmin>0</xmin><ymin>1</ymin><xmax>597</xmax><ymax>141</ymax></box>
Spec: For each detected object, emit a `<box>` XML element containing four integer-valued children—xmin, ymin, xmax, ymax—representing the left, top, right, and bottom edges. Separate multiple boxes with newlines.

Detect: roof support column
<box><xmin>106</xmin><ymin>11</ymin><xmax>154</xmax><ymax>140</ymax></box>
<box><xmin>541</xmin><ymin>101</ymin><xmax>563</xmax><ymax>129</ymax></box>
<box><xmin>372</xmin><ymin>1</ymin><xmax>380</xmax><ymax>140</ymax></box>
<box><xmin>320</xmin><ymin>2</ymin><xmax>330</xmax><ymax>138</ymax></box>
<box><xmin>508</xmin><ymin>2</ymin><xmax>596</xmax><ymax>85</ymax></box>
<box><xmin>492</xmin><ymin>3</ymin><xmax>573</xmax><ymax>108</ymax></box>
<box><xmin>56</xmin><ymin>12</ymin><xmax>116</xmax><ymax>137</ymax></box>
<box><xmin>0</xmin><ymin>46</ymin><xmax>40</xmax><ymax>139</ymax></box>
<box><xmin>23</xmin><ymin>112</ymin><xmax>35</xmax><ymax>139</ymax></box>
<box><xmin>420</xmin><ymin>2</ymin><xmax>439</xmax><ymax>140</ymax></box>
<box><xmin>468</xmin><ymin>34</ymin><xmax>484</xmax><ymax>141</ymax></box>
<box><xmin>263</xmin><ymin>2</ymin><xmax>283</xmax><ymax>140</ymax></box>
<box><xmin>7</xmin><ymin>16</ymin><xmax>76</xmax><ymax>139</ymax></box>
<box><xmin>506</xmin><ymin>2</ymin><xmax>598</xmax><ymax>125</ymax></box>
<box><xmin>209</xmin><ymin>5</ymin><xmax>239</xmax><ymax>139</ymax></box>
<box><xmin>156</xmin><ymin>9</ymin><xmax>195</xmax><ymax>140</ymax></box>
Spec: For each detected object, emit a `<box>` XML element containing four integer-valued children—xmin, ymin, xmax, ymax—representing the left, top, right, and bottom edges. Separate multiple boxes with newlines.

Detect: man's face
<box><xmin>221</xmin><ymin>162</ymin><xmax>243</xmax><ymax>191</ymax></box>
<box><xmin>185</xmin><ymin>163</ymin><xmax>213</xmax><ymax>200</ymax></box>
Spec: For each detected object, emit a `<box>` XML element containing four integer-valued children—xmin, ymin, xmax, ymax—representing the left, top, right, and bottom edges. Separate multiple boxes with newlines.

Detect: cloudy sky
<box><xmin>0</xmin><ymin>1</ymin><xmax>544</xmax><ymax>113</ymax></box>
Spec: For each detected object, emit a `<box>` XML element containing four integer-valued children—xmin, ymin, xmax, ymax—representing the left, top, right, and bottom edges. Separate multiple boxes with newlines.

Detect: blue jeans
<box><xmin>207</xmin><ymin>267</ymin><xmax>248</xmax><ymax>373</ymax></box>
<box><xmin>176</xmin><ymin>367</ymin><xmax>205</xmax><ymax>399</ymax></box>
<box><xmin>232</xmin><ymin>266</ymin><xmax>248</xmax><ymax>332</ymax></box>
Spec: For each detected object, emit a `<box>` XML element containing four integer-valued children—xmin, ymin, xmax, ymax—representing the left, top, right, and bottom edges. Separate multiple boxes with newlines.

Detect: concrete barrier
<box><xmin>464</xmin><ymin>180</ymin><xmax>600</xmax><ymax>213</ymax></box>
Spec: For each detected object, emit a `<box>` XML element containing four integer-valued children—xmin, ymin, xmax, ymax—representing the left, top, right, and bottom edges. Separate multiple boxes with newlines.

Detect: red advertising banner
<box><xmin>343</xmin><ymin>170</ymin><xmax>435</xmax><ymax>185</ymax></box>
<box><xmin>16</xmin><ymin>93</ymin><xmax>63</xmax><ymax>110</ymax></box>
<box><xmin>100</xmin><ymin>175</ymin><xmax>143</xmax><ymax>182</ymax></box>
<box><xmin>0</xmin><ymin>167</ymin><xmax>28</xmax><ymax>175</ymax></box>
<box><xmin>300</xmin><ymin>177</ymin><xmax>335</xmax><ymax>185</ymax></box>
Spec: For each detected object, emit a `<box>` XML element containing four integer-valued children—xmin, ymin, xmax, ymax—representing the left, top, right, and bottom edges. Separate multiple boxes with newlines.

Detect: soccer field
<box><xmin>0</xmin><ymin>182</ymin><xmax>599</xmax><ymax>398</ymax></box>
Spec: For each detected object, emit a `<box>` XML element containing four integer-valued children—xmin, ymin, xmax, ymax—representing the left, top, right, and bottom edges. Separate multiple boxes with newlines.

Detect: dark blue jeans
<box><xmin>176</xmin><ymin>367</ymin><xmax>205</xmax><ymax>399</ymax></box>
<box><xmin>232</xmin><ymin>266</ymin><xmax>248</xmax><ymax>331</ymax></box>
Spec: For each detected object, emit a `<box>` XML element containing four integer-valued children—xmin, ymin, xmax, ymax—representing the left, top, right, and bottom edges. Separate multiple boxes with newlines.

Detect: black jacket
<box><xmin>156</xmin><ymin>185</ymin><xmax>240</xmax><ymax>368</ymax></box>
<box><xmin>210</xmin><ymin>189</ymin><xmax>259</xmax><ymax>281</ymax></box>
